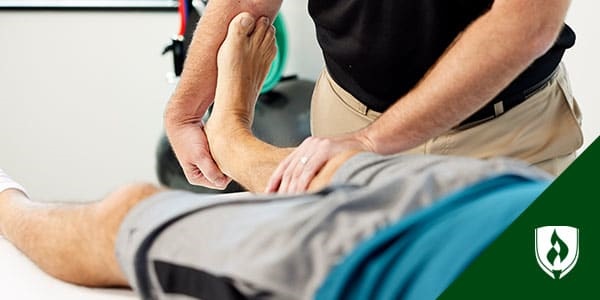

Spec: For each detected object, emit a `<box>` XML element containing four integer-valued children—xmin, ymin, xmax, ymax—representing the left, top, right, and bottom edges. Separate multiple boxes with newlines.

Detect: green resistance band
<box><xmin>261</xmin><ymin>14</ymin><xmax>288</xmax><ymax>93</ymax></box>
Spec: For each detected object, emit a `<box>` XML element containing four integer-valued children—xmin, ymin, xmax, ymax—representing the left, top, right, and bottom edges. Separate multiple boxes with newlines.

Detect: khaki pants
<box><xmin>310</xmin><ymin>64</ymin><xmax>584</xmax><ymax>176</ymax></box>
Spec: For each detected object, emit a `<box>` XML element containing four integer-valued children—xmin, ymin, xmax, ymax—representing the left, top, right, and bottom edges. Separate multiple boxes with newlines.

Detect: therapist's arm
<box><xmin>267</xmin><ymin>0</ymin><xmax>571</xmax><ymax>193</ymax></box>
<box><xmin>164</xmin><ymin>0</ymin><xmax>282</xmax><ymax>189</ymax></box>
<box><xmin>359</xmin><ymin>0</ymin><xmax>571</xmax><ymax>154</ymax></box>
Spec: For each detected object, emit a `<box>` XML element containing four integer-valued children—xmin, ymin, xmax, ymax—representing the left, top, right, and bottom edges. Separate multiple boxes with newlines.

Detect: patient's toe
<box><xmin>229</xmin><ymin>12</ymin><xmax>256</xmax><ymax>38</ymax></box>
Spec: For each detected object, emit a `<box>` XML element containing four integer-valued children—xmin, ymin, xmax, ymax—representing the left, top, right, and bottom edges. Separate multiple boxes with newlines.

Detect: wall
<box><xmin>0</xmin><ymin>11</ymin><xmax>175</xmax><ymax>201</ymax></box>
<box><xmin>0</xmin><ymin>1</ymin><xmax>597</xmax><ymax>201</ymax></box>
<box><xmin>280</xmin><ymin>1</ymin><xmax>324</xmax><ymax>79</ymax></box>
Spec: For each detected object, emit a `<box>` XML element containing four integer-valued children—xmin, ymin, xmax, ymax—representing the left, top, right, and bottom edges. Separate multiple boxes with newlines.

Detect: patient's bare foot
<box><xmin>208</xmin><ymin>12</ymin><xmax>277</xmax><ymax>130</ymax></box>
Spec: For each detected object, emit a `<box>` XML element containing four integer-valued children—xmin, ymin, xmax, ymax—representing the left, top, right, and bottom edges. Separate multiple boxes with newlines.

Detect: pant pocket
<box><xmin>555</xmin><ymin>68</ymin><xmax>584</xmax><ymax>150</ymax></box>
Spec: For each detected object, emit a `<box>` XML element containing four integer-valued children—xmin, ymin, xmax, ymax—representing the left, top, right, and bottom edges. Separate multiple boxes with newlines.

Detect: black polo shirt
<box><xmin>308</xmin><ymin>0</ymin><xmax>576</xmax><ymax>112</ymax></box>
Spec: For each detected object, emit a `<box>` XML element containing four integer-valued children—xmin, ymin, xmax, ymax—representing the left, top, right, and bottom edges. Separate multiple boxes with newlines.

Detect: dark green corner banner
<box><xmin>441</xmin><ymin>136</ymin><xmax>599</xmax><ymax>299</ymax></box>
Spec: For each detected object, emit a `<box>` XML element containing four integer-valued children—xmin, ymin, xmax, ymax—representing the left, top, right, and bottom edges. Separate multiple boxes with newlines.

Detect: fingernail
<box><xmin>263</xmin><ymin>17</ymin><xmax>270</xmax><ymax>24</ymax></box>
<box><xmin>241</xmin><ymin>15</ymin><xmax>253</xmax><ymax>28</ymax></box>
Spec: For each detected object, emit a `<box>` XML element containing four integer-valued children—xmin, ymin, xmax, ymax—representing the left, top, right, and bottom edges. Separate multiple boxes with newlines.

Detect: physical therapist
<box><xmin>164</xmin><ymin>0</ymin><xmax>583</xmax><ymax>193</ymax></box>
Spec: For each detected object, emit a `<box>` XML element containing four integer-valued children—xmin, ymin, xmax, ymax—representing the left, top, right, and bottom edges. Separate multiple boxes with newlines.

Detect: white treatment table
<box><xmin>0</xmin><ymin>236</ymin><xmax>137</xmax><ymax>300</ymax></box>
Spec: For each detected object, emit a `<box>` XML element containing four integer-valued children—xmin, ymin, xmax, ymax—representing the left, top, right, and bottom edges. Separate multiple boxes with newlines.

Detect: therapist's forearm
<box><xmin>165</xmin><ymin>0</ymin><xmax>282</xmax><ymax>125</ymax></box>
<box><xmin>357</xmin><ymin>0</ymin><xmax>571</xmax><ymax>154</ymax></box>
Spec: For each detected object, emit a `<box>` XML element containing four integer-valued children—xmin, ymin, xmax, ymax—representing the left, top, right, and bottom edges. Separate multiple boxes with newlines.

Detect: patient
<box><xmin>0</xmin><ymin>12</ymin><xmax>349</xmax><ymax>286</ymax></box>
<box><xmin>0</xmin><ymin>13</ymin><xmax>552</xmax><ymax>300</ymax></box>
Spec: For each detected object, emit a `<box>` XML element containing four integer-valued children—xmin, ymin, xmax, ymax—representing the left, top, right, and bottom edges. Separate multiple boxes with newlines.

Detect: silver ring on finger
<box><xmin>300</xmin><ymin>156</ymin><xmax>309</xmax><ymax>165</ymax></box>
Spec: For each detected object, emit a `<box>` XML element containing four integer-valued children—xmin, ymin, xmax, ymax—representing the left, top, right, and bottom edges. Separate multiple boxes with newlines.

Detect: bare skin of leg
<box><xmin>205</xmin><ymin>12</ymin><xmax>359</xmax><ymax>193</ymax></box>
<box><xmin>0</xmin><ymin>183</ymin><xmax>161</xmax><ymax>287</ymax></box>
<box><xmin>0</xmin><ymin>12</ymin><xmax>359</xmax><ymax>289</ymax></box>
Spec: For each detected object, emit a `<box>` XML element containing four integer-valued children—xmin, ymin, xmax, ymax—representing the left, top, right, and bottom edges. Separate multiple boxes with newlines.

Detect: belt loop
<box><xmin>494</xmin><ymin>102</ymin><xmax>505</xmax><ymax>116</ymax></box>
<box><xmin>356</xmin><ymin>102</ymin><xmax>368</xmax><ymax>115</ymax></box>
<box><xmin>325</xmin><ymin>69</ymin><xmax>370</xmax><ymax>115</ymax></box>
<box><xmin>366</xmin><ymin>108</ymin><xmax>382</xmax><ymax>119</ymax></box>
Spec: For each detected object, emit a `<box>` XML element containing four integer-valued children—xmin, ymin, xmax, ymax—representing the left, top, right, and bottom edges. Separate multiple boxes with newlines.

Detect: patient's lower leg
<box><xmin>205</xmin><ymin>13</ymin><xmax>359</xmax><ymax>193</ymax></box>
<box><xmin>0</xmin><ymin>176</ymin><xmax>160</xmax><ymax>287</ymax></box>
<box><xmin>205</xmin><ymin>13</ymin><xmax>290</xmax><ymax>192</ymax></box>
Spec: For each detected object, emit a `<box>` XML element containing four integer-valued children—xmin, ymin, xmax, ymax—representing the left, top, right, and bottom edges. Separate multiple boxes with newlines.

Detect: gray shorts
<box><xmin>116</xmin><ymin>153</ymin><xmax>550</xmax><ymax>300</ymax></box>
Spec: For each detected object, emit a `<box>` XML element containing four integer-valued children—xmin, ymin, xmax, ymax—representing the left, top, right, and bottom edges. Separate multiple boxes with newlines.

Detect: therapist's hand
<box><xmin>265</xmin><ymin>133</ymin><xmax>374</xmax><ymax>194</ymax></box>
<box><xmin>165</xmin><ymin>120</ymin><xmax>231</xmax><ymax>190</ymax></box>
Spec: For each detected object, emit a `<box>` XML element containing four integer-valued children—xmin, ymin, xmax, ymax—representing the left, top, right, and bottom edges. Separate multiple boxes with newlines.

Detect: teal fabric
<box><xmin>315</xmin><ymin>175</ymin><xmax>550</xmax><ymax>300</ymax></box>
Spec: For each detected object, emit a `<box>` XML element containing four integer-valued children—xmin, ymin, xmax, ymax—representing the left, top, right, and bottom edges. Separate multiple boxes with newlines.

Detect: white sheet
<box><xmin>0</xmin><ymin>236</ymin><xmax>137</xmax><ymax>299</ymax></box>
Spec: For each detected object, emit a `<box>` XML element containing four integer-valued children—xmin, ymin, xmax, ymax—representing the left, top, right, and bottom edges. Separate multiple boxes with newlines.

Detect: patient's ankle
<box><xmin>205</xmin><ymin>117</ymin><xmax>251</xmax><ymax>161</ymax></box>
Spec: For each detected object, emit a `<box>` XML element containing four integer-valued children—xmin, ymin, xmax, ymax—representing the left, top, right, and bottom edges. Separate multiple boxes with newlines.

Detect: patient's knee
<box><xmin>101</xmin><ymin>183</ymin><xmax>161</xmax><ymax>212</ymax></box>
<box><xmin>80</xmin><ymin>183</ymin><xmax>161</xmax><ymax>287</ymax></box>
<box><xmin>96</xmin><ymin>183</ymin><xmax>162</xmax><ymax>233</ymax></box>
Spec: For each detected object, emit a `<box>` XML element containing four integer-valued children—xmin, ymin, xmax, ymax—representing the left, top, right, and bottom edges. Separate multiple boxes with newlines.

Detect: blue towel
<box><xmin>315</xmin><ymin>175</ymin><xmax>550</xmax><ymax>300</ymax></box>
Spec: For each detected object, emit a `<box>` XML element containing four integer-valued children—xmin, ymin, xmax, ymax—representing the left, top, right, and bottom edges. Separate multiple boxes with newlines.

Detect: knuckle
<box><xmin>293</xmin><ymin>167</ymin><xmax>304</xmax><ymax>177</ymax></box>
<box><xmin>283</xmin><ymin>168</ymin><xmax>295</xmax><ymax>180</ymax></box>
<box><xmin>298</xmin><ymin>173</ymin><xmax>312</xmax><ymax>186</ymax></box>
<box><xmin>284</xmin><ymin>171</ymin><xmax>296</xmax><ymax>185</ymax></box>
<box><xmin>196</xmin><ymin>149</ymin><xmax>212</xmax><ymax>160</ymax></box>
<box><xmin>186</xmin><ymin>176</ymin><xmax>204</xmax><ymax>186</ymax></box>
<box><xmin>303</xmin><ymin>167</ymin><xmax>318</xmax><ymax>181</ymax></box>
<box><xmin>300</xmin><ymin>138</ymin><xmax>313</xmax><ymax>147</ymax></box>
<box><xmin>320</xmin><ymin>139</ymin><xmax>332</xmax><ymax>147</ymax></box>
<box><xmin>197</xmin><ymin>158</ymin><xmax>217</xmax><ymax>172</ymax></box>
<box><xmin>183</xmin><ymin>166</ymin><xmax>200</xmax><ymax>177</ymax></box>
<box><xmin>310</xmin><ymin>137</ymin><xmax>326</xmax><ymax>147</ymax></box>
<box><xmin>186</xmin><ymin>174</ymin><xmax>205</xmax><ymax>185</ymax></box>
